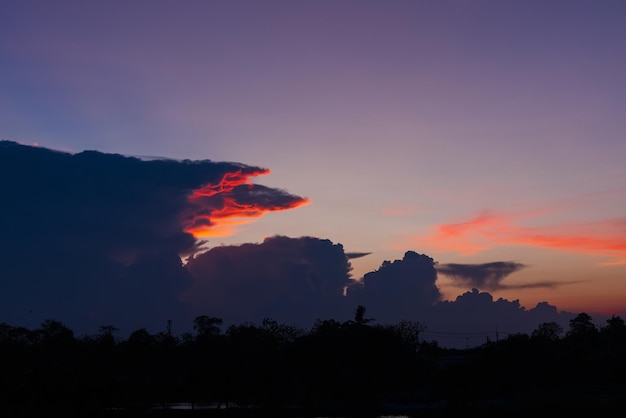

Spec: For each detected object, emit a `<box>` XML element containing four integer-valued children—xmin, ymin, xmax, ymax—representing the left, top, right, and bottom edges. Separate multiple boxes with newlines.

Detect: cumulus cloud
<box><xmin>422</xmin><ymin>288</ymin><xmax>574</xmax><ymax>347</ymax></box>
<box><xmin>346</xmin><ymin>251</ymin><xmax>442</xmax><ymax>323</ymax></box>
<box><xmin>436</xmin><ymin>261</ymin><xmax>527</xmax><ymax>291</ymax></box>
<box><xmin>0</xmin><ymin>141</ymin><xmax>308</xmax><ymax>333</ymax></box>
<box><xmin>340</xmin><ymin>252</ymin><xmax>574</xmax><ymax>348</ymax></box>
<box><xmin>0</xmin><ymin>141</ymin><xmax>584</xmax><ymax>347</ymax></box>
<box><xmin>182</xmin><ymin>244</ymin><xmax>573</xmax><ymax>348</ymax></box>
<box><xmin>183</xmin><ymin>236</ymin><xmax>355</xmax><ymax>327</ymax></box>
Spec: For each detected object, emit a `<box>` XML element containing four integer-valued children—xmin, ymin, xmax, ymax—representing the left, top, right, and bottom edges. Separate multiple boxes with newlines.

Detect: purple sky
<box><xmin>2</xmin><ymin>1</ymin><xmax>626</xmax><ymax>340</ymax></box>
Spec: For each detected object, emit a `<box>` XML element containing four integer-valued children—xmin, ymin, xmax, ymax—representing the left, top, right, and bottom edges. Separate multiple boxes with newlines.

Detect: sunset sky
<box><xmin>2</xmin><ymin>1</ymin><xmax>625</xmax><ymax>340</ymax></box>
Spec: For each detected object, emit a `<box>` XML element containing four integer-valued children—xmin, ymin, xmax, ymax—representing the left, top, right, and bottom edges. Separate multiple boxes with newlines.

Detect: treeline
<box><xmin>1</xmin><ymin>308</ymin><xmax>625</xmax><ymax>416</ymax></box>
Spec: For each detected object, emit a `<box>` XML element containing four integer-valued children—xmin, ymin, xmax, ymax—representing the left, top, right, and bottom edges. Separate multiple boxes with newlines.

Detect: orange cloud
<box><xmin>415</xmin><ymin>211</ymin><xmax>626</xmax><ymax>263</ymax></box>
<box><xmin>189</xmin><ymin>168</ymin><xmax>269</xmax><ymax>198</ymax></box>
<box><xmin>182</xmin><ymin>169</ymin><xmax>310</xmax><ymax>238</ymax></box>
<box><xmin>413</xmin><ymin>212</ymin><xmax>508</xmax><ymax>256</ymax></box>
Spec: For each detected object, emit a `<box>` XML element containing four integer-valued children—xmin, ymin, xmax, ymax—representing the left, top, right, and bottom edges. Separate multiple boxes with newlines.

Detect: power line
<box><xmin>424</xmin><ymin>330</ymin><xmax>494</xmax><ymax>336</ymax></box>
<box><xmin>421</xmin><ymin>328</ymin><xmax>518</xmax><ymax>348</ymax></box>
<box><xmin>422</xmin><ymin>329</ymin><xmax>517</xmax><ymax>337</ymax></box>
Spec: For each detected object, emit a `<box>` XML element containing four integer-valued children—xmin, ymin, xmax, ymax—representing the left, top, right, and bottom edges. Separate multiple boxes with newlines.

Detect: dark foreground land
<box><xmin>7</xmin><ymin>396</ymin><xmax>626</xmax><ymax>418</ymax></box>
<box><xmin>2</xmin><ymin>312</ymin><xmax>626</xmax><ymax>417</ymax></box>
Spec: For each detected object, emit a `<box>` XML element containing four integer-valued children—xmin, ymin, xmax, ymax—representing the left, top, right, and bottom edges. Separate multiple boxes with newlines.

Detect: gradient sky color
<box><xmin>2</xmin><ymin>0</ymin><xmax>625</xmax><ymax>319</ymax></box>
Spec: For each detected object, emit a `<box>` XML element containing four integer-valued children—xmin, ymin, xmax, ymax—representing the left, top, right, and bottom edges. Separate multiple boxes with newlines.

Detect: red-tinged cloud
<box><xmin>182</xmin><ymin>169</ymin><xmax>310</xmax><ymax>238</ymax></box>
<box><xmin>415</xmin><ymin>210</ymin><xmax>626</xmax><ymax>264</ymax></box>
<box><xmin>0</xmin><ymin>141</ymin><xmax>594</xmax><ymax>348</ymax></box>
<box><xmin>0</xmin><ymin>141</ymin><xmax>308</xmax><ymax>334</ymax></box>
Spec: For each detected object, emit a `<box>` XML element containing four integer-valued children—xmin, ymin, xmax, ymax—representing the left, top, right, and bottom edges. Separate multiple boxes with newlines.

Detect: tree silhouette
<box><xmin>388</xmin><ymin>320</ymin><xmax>425</xmax><ymax>352</ymax></box>
<box><xmin>97</xmin><ymin>325</ymin><xmax>119</xmax><ymax>347</ymax></box>
<box><xmin>531</xmin><ymin>321</ymin><xmax>562</xmax><ymax>341</ymax></box>
<box><xmin>602</xmin><ymin>315</ymin><xmax>626</xmax><ymax>334</ymax></box>
<box><xmin>30</xmin><ymin>320</ymin><xmax>78</xmax><ymax>409</ymax></box>
<box><xmin>566</xmin><ymin>312</ymin><xmax>597</xmax><ymax>338</ymax></box>
<box><xmin>3</xmin><ymin>313</ymin><xmax>626</xmax><ymax>415</ymax></box>
<box><xmin>193</xmin><ymin>315</ymin><xmax>223</xmax><ymax>338</ymax></box>
<box><xmin>352</xmin><ymin>305</ymin><xmax>374</xmax><ymax>325</ymax></box>
<box><xmin>38</xmin><ymin>319</ymin><xmax>75</xmax><ymax>345</ymax></box>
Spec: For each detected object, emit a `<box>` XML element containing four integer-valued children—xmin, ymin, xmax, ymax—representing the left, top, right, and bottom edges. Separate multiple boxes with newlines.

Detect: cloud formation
<box><xmin>437</xmin><ymin>261</ymin><xmax>527</xmax><ymax>291</ymax></box>
<box><xmin>424</xmin><ymin>288</ymin><xmax>573</xmax><ymax>347</ymax></box>
<box><xmin>183</xmin><ymin>170</ymin><xmax>309</xmax><ymax>238</ymax></box>
<box><xmin>414</xmin><ymin>210</ymin><xmax>626</xmax><ymax>264</ymax></box>
<box><xmin>0</xmin><ymin>142</ymin><xmax>583</xmax><ymax>348</ymax></box>
<box><xmin>182</xmin><ymin>241</ymin><xmax>574</xmax><ymax>348</ymax></box>
<box><xmin>343</xmin><ymin>252</ymin><xmax>573</xmax><ymax>348</ymax></box>
<box><xmin>0</xmin><ymin>141</ymin><xmax>308</xmax><ymax>333</ymax></box>
<box><xmin>346</xmin><ymin>251</ymin><xmax>442</xmax><ymax>323</ymax></box>
<box><xmin>183</xmin><ymin>236</ymin><xmax>355</xmax><ymax>326</ymax></box>
<box><xmin>345</xmin><ymin>252</ymin><xmax>372</xmax><ymax>259</ymax></box>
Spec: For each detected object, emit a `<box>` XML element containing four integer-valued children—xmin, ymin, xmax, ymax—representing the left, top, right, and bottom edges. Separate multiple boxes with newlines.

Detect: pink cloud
<box><xmin>414</xmin><ymin>210</ymin><xmax>626</xmax><ymax>263</ymax></box>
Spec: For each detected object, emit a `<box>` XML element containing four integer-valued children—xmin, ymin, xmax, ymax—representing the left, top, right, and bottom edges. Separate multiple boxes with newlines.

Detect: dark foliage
<box><xmin>1</xmin><ymin>311</ymin><xmax>625</xmax><ymax>416</ymax></box>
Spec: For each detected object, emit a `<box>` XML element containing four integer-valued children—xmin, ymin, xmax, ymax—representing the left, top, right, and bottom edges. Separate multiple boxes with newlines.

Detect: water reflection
<box><xmin>148</xmin><ymin>404</ymin><xmax>410</xmax><ymax>417</ymax></box>
<box><xmin>150</xmin><ymin>402</ymin><xmax>229</xmax><ymax>410</ymax></box>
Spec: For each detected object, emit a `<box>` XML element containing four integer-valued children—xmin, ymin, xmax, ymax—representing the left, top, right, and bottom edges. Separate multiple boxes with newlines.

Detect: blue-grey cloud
<box><xmin>437</xmin><ymin>261</ymin><xmax>528</xmax><ymax>291</ymax></box>
<box><xmin>345</xmin><ymin>252</ymin><xmax>372</xmax><ymax>259</ymax></box>
<box><xmin>0</xmin><ymin>141</ymin><xmax>583</xmax><ymax>348</ymax></box>
<box><xmin>183</xmin><ymin>235</ymin><xmax>355</xmax><ymax>327</ymax></box>
<box><xmin>0</xmin><ymin>141</ymin><xmax>307</xmax><ymax>334</ymax></box>
<box><xmin>345</xmin><ymin>251</ymin><xmax>442</xmax><ymax>323</ymax></box>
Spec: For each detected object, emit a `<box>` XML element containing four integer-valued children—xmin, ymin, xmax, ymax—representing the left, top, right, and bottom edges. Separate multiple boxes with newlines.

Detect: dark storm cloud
<box><xmin>183</xmin><ymin>236</ymin><xmax>355</xmax><ymax>327</ymax></box>
<box><xmin>0</xmin><ymin>141</ymin><xmax>307</xmax><ymax>334</ymax></box>
<box><xmin>424</xmin><ymin>288</ymin><xmax>575</xmax><ymax>347</ymax></box>
<box><xmin>345</xmin><ymin>251</ymin><xmax>442</xmax><ymax>323</ymax></box>
<box><xmin>183</xmin><ymin>243</ymin><xmax>573</xmax><ymax>347</ymax></box>
<box><xmin>437</xmin><ymin>261</ymin><xmax>527</xmax><ymax>291</ymax></box>
<box><xmin>343</xmin><ymin>253</ymin><xmax>573</xmax><ymax>348</ymax></box>
<box><xmin>0</xmin><ymin>141</ymin><xmax>580</xmax><ymax>347</ymax></box>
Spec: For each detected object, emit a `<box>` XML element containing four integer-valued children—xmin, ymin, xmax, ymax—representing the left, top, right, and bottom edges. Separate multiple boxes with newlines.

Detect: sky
<box><xmin>1</xmin><ymin>0</ymin><xmax>625</xmax><ymax>346</ymax></box>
